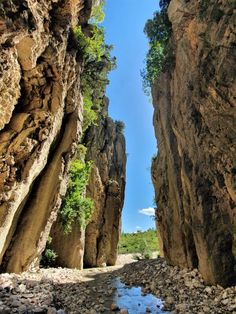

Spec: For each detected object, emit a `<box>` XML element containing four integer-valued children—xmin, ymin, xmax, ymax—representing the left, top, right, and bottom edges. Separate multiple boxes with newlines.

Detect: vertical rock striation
<box><xmin>50</xmin><ymin>220</ymin><xmax>86</xmax><ymax>269</ymax></box>
<box><xmin>84</xmin><ymin>100</ymin><xmax>126</xmax><ymax>267</ymax></box>
<box><xmin>152</xmin><ymin>0</ymin><xmax>236</xmax><ymax>286</ymax></box>
<box><xmin>50</xmin><ymin>100</ymin><xmax>126</xmax><ymax>269</ymax></box>
<box><xmin>0</xmin><ymin>0</ymin><xmax>94</xmax><ymax>273</ymax></box>
<box><xmin>0</xmin><ymin>0</ymin><xmax>126</xmax><ymax>272</ymax></box>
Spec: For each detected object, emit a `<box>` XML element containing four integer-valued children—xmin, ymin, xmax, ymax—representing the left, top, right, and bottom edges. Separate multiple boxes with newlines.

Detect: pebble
<box><xmin>204</xmin><ymin>286</ymin><xmax>212</xmax><ymax>294</ymax></box>
<box><xmin>221</xmin><ymin>298</ymin><xmax>229</xmax><ymax>305</ymax></box>
<box><xmin>18</xmin><ymin>284</ymin><xmax>26</xmax><ymax>293</ymax></box>
<box><xmin>11</xmin><ymin>300</ymin><xmax>21</xmax><ymax>307</ymax></box>
<box><xmin>175</xmin><ymin>303</ymin><xmax>187</xmax><ymax>311</ymax></box>
<box><xmin>47</xmin><ymin>307</ymin><xmax>57</xmax><ymax>314</ymax></box>
<box><xmin>0</xmin><ymin>259</ymin><xmax>235</xmax><ymax>313</ymax></box>
<box><xmin>118</xmin><ymin>259</ymin><xmax>236</xmax><ymax>314</ymax></box>
<box><xmin>111</xmin><ymin>303</ymin><xmax>120</xmax><ymax>311</ymax></box>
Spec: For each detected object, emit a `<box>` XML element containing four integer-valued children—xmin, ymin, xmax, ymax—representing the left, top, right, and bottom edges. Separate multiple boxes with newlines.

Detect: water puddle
<box><xmin>110</xmin><ymin>278</ymin><xmax>169</xmax><ymax>313</ymax></box>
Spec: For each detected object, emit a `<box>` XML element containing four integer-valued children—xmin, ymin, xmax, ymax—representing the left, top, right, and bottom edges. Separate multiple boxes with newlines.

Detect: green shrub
<box><xmin>74</xmin><ymin>25</ymin><xmax>106</xmax><ymax>63</ymax></box>
<box><xmin>138</xmin><ymin>239</ymin><xmax>153</xmax><ymax>259</ymax></box>
<box><xmin>72</xmin><ymin>1</ymin><xmax>116</xmax><ymax>133</ymax></box>
<box><xmin>142</xmin><ymin>1</ymin><xmax>172</xmax><ymax>95</ymax></box>
<box><xmin>73</xmin><ymin>23</ymin><xmax>116</xmax><ymax>132</ymax></box>
<box><xmin>119</xmin><ymin>229</ymin><xmax>159</xmax><ymax>254</ymax></box>
<box><xmin>90</xmin><ymin>0</ymin><xmax>105</xmax><ymax>24</ymax></box>
<box><xmin>72</xmin><ymin>0</ymin><xmax>116</xmax><ymax>132</ymax></box>
<box><xmin>40</xmin><ymin>237</ymin><xmax>58</xmax><ymax>268</ymax></box>
<box><xmin>81</xmin><ymin>45</ymin><xmax>116</xmax><ymax>132</ymax></box>
<box><xmin>41</xmin><ymin>249</ymin><xmax>58</xmax><ymax>267</ymax></box>
<box><xmin>115</xmin><ymin>120</ymin><xmax>125</xmax><ymax>134</ymax></box>
<box><xmin>141</xmin><ymin>42</ymin><xmax>164</xmax><ymax>94</ymax></box>
<box><xmin>82</xmin><ymin>86</ymin><xmax>100</xmax><ymax>132</ymax></box>
<box><xmin>77</xmin><ymin>144</ymin><xmax>88</xmax><ymax>160</ymax></box>
<box><xmin>144</xmin><ymin>10</ymin><xmax>171</xmax><ymax>44</ymax></box>
<box><xmin>160</xmin><ymin>0</ymin><xmax>171</xmax><ymax>11</ymax></box>
<box><xmin>60</xmin><ymin>159</ymin><xmax>94</xmax><ymax>233</ymax></box>
<box><xmin>152</xmin><ymin>153</ymin><xmax>157</xmax><ymax>162</ymax></box>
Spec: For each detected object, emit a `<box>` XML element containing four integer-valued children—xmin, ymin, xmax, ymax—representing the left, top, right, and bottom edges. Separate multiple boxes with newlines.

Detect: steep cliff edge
<box><xmin>0</xmin><ymin>0</ymin><xmax>125</xmax><ymax>273</ymax></box>
<box><xmin>50</xmin><ymin>100</ymin><xmax>126</xmax><ymax>268</ymax></box>
<box><xmin>0</xmin><ymin>0</ymin><xmax>87</xmax><ymax>273</ymax></box>
<box><xmin>152</xmin><ymin>0</ymin><xmax>236</xmax><ymax>286</ymax></box>
<box><xmin>84</xmin><ymin>101</ymin><xmax>126</xmax><ymax>267</ymax></box>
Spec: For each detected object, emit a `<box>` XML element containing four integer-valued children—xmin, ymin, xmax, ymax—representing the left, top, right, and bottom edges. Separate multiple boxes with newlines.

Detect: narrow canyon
<box><xmin>0</xmin><ymin>0</ymin><xmax>235</xmax><ymax>313</ymax></box>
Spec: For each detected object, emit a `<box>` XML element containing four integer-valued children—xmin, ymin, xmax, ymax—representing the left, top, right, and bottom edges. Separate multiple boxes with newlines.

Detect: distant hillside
<box><xmin>118</xmin><ymin>229</ymin><xmax>159</xmax><ymax>254</ymax></box>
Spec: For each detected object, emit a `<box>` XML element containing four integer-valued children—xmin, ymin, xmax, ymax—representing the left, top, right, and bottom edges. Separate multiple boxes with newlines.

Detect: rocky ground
<box><xmin>0</xmin><ymin>257</ymin><xmax>235</xmax><ymax>313</ymax></box>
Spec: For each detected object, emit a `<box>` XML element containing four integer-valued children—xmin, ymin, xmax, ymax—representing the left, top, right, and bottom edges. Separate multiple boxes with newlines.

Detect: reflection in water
<box><xmin>112</xmin><ymin>278</ymin><xmax>168</xmax><ymax>314</ymax></box>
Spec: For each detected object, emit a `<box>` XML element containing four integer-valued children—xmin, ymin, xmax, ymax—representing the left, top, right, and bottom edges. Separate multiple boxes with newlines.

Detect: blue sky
<box><xmin>103</xmin><ymin>0</ymin><xmax>159</xmax><ymax>233</ymax></box>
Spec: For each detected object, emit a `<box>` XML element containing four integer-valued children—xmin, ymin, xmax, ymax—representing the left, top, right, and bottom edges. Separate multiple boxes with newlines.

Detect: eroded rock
<box><xmin>50</xmin><ymin>99</ymin><xmax>126</xmax><ymax>269</ymax></box>
<box><xmin>84</xmin><ymin>101</ymin><xmax>126</xmax><ymax>268</ymax></box>
<box><xmin>151</xmin><ymin>0</ymin><xmax>236</xmax><ymax>286</ymax></box>
<box><xmin>0</xmin><ymin>0</ymin><xmax>92</xmax><ymax>273</ymax></box>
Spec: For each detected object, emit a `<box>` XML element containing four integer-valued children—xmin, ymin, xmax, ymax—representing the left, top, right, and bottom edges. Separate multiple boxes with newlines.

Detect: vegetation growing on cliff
<box><xmin>142</xmin><ymin>0</ymin><xmax>172</xmax><ymax>95</ymax></box>
<box><xmin>59</xmin><ymin>146</ymin><xmax>94</xmax><ymax>234</ymax></box>
<box><xmin>73</xmin><ymin>1</ymin><xmax>116</xmax><ymax>132</ymax></box>
<box><xmin>90</xmin><ymin>0</ymin><xmax>105</xmax><ymax>24</ymax></box>
<box><xmin>115</xmin><ymin>120</ymin><xmax>125</xmax><ymax>134</ymax></box>
<box><xmin>40</xmin><ymin>237</ymin><xmax>58</xmax><ymax>268</ymax></box>
<box><xmin>81</xmin><ymin>44</ymin><xmax>116</xmax><ymax>132</ymax></box>
<box><xmin>74</xmin><ymin>26</ymin><xmax>106</xmax><ymax>63</ymax></box>
<box><xmin>58</xmin><ymin>2</ymin><xmax>116</xmax><ymax>234</ymax></box>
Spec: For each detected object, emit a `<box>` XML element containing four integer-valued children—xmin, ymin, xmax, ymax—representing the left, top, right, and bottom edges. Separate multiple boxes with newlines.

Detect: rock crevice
<box><xmin>50</xmin><ymin>100</ymin><xmax>126</xmax><ymax>269</ymax></box>
<box><xmin>0</xmin><ymin>0</ymin><xmax>126</xmax><ymax>273</ymax></box>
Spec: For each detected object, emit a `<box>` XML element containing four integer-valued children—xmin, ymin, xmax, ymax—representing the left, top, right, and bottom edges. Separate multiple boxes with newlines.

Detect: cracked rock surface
<box><xmin>152</xmin><ymin>0</ymin><xmax>236</xmax><ymax>286</ymax></box>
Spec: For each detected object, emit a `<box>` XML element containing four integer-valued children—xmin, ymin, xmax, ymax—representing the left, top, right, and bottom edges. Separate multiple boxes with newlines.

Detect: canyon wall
<box><xmin>0</xmin><ymin>0</ymin><xmax>125</xmax><ymax>273</ymax></box>
<box><xmin>152</xmin><ymin>0</ymin><xmax>236</xmax><ymax>286</ymax></box>
<box><xmin>84</xmin><ymin>101</ymin><xmax>126</xmax><ymax>267</ymax></box>
<box><xmin>49</xmin><ymin>100</ymin><xmax>126</xmax><ymax>269</ymax></box>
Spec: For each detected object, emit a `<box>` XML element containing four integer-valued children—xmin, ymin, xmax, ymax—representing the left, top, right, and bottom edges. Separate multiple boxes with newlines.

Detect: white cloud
<box><xmin>139</xmin><ymin>207</ymin><xmax>155</xmax><ymax>216</ymax></box>
<box><xmin>136</xmin><ymin>226</ymin><xmax>141</xmax><ymax>229</ymax></box>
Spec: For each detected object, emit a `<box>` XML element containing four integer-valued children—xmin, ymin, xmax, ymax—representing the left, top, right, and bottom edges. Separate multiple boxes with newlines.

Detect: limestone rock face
<box><xmin>0</xmin><ymin>0</ymin><xmax>94</xmax><ymax>273</ymax></box>
<box><xmin>50</xmin><ymin>221</ymin><xmax>85</xmax><ymax>269</ymax></box>
<box><xmin>84</xmin><ymin>104</ymin><xmax>126</xmax><ymax>267</ymax></box>
<box><xmin>152</xmin><ymin>0</ymin><xmax>236</xmax><ymax>286</ymax></box>
<box><xmin>0</xmin><ymin>0</ymin><xmax>126</xmax><ymax>274</ymax></box>
<box><xmin>49</xmin><ymin>101</ymin><xmax>126</xmax><ymax>269</ymax></box>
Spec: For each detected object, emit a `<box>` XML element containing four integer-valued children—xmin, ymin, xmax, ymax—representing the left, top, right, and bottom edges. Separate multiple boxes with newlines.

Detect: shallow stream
<box><xmin>106</xmin><ymin>277</ymin><xmax>169</xmax><ymax>313</ymax></box>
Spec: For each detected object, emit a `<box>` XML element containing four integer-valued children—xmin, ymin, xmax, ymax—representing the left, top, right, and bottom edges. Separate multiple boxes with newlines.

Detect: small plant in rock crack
<box><xmin>115</xmin><ymin>120</ymin><xmax>125</xmax><ymax>134</ymax></box>
<box><xmin>40</xmin><ymin>237</ymin><xmax>58</xmax><ymax>268</ymax></box>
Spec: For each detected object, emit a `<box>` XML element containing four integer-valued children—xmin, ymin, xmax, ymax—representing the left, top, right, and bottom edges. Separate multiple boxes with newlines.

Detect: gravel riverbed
<box><xmin>0</xmin><ymin>257</ymin><xmax>235</xmax><ymax>313</ymax></box>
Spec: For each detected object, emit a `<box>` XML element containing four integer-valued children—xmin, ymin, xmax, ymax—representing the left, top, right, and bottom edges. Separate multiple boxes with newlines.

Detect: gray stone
<box><xmin>47</xmin><ymin>308</ymin><xmax>57</xmax><ymax>314</ymax></box>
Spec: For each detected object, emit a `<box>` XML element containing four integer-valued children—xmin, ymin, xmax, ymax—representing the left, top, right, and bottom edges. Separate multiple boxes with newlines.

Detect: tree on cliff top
<box><xmin>142</xmin><ymin>0</ymin><xmax>172</xmax><ymax>95</ymax></box>
<box><xmin>72</xmin><ymin>0</ymin><xmax>116</xmax><ymax>133</ymax></box>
